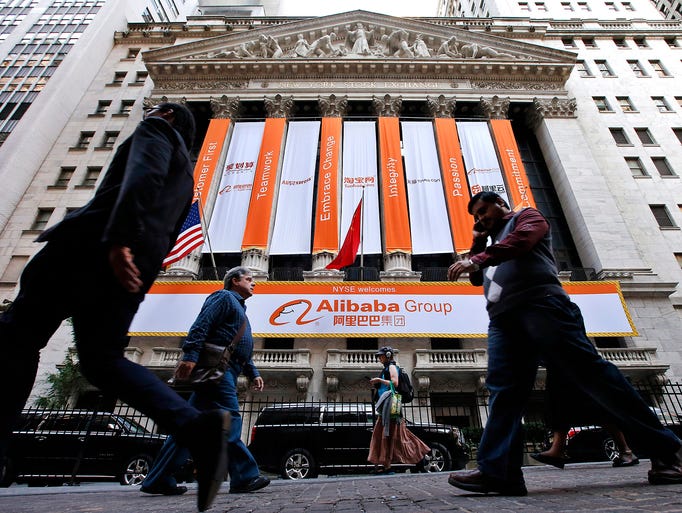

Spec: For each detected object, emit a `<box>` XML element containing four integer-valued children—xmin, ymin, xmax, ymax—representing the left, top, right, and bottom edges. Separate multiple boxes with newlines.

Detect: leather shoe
<box><xmin>183</xmin><ymin>410</ymin><xmax>231</xmax><ymax>511</ymax></box>
<box><xmin>612</xmin><ymin>450</ymin><xmax>639</xmax><ymax>468</ymax></box>
<box><xmin>648</xmin><ymin>458</ymin><xmax>682</xmax><ymax>485</ymax></box>
<box><xmin>530</xmin><ymin>452</ymin><xmax>569</xmax><ymax>469</ymax></box>
<box><xmin>448</xmin><ymin>469</ymin><xmax>527</xmax><ymax>496</ymax></box>
<box><xmin>141</xmin><ymin>484</ymin><xmax>188</xmax><ymax>496</ymax></box>
<box><xmin>229</xmin><ymin>475</ymin><xmax>270</xmax><ymax>493</ymax></box>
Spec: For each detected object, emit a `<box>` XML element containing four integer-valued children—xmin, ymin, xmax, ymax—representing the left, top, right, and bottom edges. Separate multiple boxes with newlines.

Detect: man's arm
<box><xmin>181</xmin><ymin>292</ymin><xmax>230</xmax><ymax>363</ymax></box>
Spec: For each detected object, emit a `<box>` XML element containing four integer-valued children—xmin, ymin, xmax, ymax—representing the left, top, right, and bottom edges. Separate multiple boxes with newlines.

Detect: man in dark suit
<box><xmin>0</xmin><ymin>103</ymin><xmax>229</xmax><ymax>511</ymax></box>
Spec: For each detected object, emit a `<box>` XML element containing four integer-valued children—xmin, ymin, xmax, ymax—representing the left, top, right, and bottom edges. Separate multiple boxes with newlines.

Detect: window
<box><xmin>677</xmin><ymin>97</ymin><xmax>682</xmax><ymax>110</ymax></box>
<box><xmin>652</xmin><ymin>157</ymin><xmax>676</xmax><ymax>177</ymax></box>
<box><xmin>518</xmin><ymin>1</ymin><xmax>530</xmax><ymax>10</ymax></box>
<box><xmin>561</xmin><ymin>1</ymin><xmax>573</xmax><ymax>10</ymax></box>
<box><xmin>625</xmin><ymin>157</ymin><xmax>647</xmax><ymax>176</ymax></box>
<box><xmin>582</xmin><ymin>37</ymin><xmax>597</xmax><ymax>48</ymax></box>
<box><xmin>609</xmin><ymin>127</ymin><xmax>630</xmax><ymax>145</ymax></box>
<box><xmin>110</xmin><ymin>71</ymin><xmax>126</xmax><ymax>85</ymax></box>
<box><xmin>117</xmin><ymin>99</ymin><xmax>135</xmax><ymax>115</ymax></box>
<box><xmin>577</xmin><ymin>1</ymin><xmax>590</xmax><ymax>10</ymax></box>
<box><xmin>52</xmin><ymin>166</ymin><xmax>74</xmax><ymax>187</ymax></box>
<box><xmin>593</xmin><ymin>97</ymin><xmax>612</xmax><ymax>112</ymax></box>
<box><xmin>0</xmin><ymin>255</ymin><xmax>28</xmax><ymax>283</ymax></box>
<box><xmin>665</xmin><ymin>37</ymin><xmax>680</xmax><ymax>48</ymax></box>
<box><xmin>91</xmin><ymin>99</ymin><xmax>111</xmax><ymax>116</ymax></box>
<box><xmin>132</xmin><ymin>71</ymin><xmax>147</xmax><ymax>84</ymax></box>
<box><xmin>605</xmin><ymin>1</ymin><xmax>618</xmax><ymax>10</ymax></box>
<box><xmin>535</xmin><ymin>2</ymin><xmax>547</xmax><ymax>10</ymax></box>
<box><xmin>675</xmin><ymin>253</ymin><xmax>682</xmax><ymax>268</ymax></box>
<box><xmin>650</xmin><ymin>205</ymin><xmax>676</xmax><ymax>228</ymax></box>
<box><xmin>81</xmin><ymin>166</ymin><xmax>101</xmax><ymax>187</ymax></box>
<box><xmin>616</xmin><ymin>96</ymin><xmax>636</xmax><ymax>112</ymax></box>
<box><xmin>99</xmin><ymin>131</ymin><xmax>119</xmax><ymax>149</ymax></box>
<box><xmin>562</xmin><ymin>37</ymin><xmax>576</xmax><ymax>48</ymax></box>
<box><xmin>73</xmin><ymin>131</ymin><xmax>94</xmax><ymax>149</ymax></box>
<box><xmin>673</xmin><ymin>128</ymin><xmax>682</xmax><ymax>144</ymax></box>
<box><xmin>576</xmin><ymin>60</ymin><xmax>593</xmax><ymax>77</ymax></box>
<box><xmin>621</xmin><ymin>1</ymin><xmax>634</xmax><ymax>10</ymax></box>
<box><xmin>633</xmin><ymin>37</ymin><xmax>647</xmax><ymax>48</ymax></box>
<box><xmin>652</xmin><ymin>97</ymin><xmax>673</xmax><ymax>112</ymax></box>
<box><xmin>650</xmin><ymin>60</ymin><xmax>671</xmax><ymax>77</ymax></box>
<box><xmin>30</xmin><ymin>208</ymin><xmax>53</xmax><ymax>231</ymax></box>
<box><xmin>595</xmin><ymin>60</ymin><xmax>614</xmax><ymax>77</ymax></box>
<box><xmin>628</xmin><ymin>60</ymin><xmax>647</xmax><ymax>77</ymax></box>
<box><xmin>634</xmin><ymin>127</ymin><xmax>656</xmax><ymax>145</ymax></box>
<box><xmin>613</xmin><ymin>37</ymin><xmax>627</xmax><ymax>48</ymax></box>
<box><xmin>126</xmin><ymin>48</ymin><xmax>140</xmax><ymax>59</ymax></box>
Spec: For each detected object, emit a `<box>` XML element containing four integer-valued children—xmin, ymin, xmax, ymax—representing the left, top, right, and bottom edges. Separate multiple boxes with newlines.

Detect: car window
<box><xmin>323</xmin><ymin>411</ymin><xmax>368</xmax><ymax>423</ymax></box>
<box><xmin>256</xmin><ymin>407</ymin><xmax>321</xmax><ymax>425</ymax></box>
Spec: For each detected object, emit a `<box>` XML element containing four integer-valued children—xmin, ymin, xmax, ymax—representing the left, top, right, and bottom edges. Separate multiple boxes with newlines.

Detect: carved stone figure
<box><xmin>307</xmin><ymin>32</ymin><xmax>344</xmax><ymax>57</ymax></box>
<box><xmin>293</xmin><ymin>34</ymin><xmax>310</xmax><ymax>57</ymax></box>
<box><xmin>212</xmin><ymin>41</ymin><xmax>255</xmax><ymax>59</ymax></box>
<box><xmin>437</xmin><ymin>36</ymin><xmax>462</xmax><ymax>58</ymax></box>
<box><xmin>258</xmin><ymin>34</ymin><xmax>283</xmax><ymax>59</ymax></box>
<box><xmin>459</xmin><ymin>41</ymin><xmax>515</xmax><ymax>59</ymax></box>
<box><xmin>345</xmin><ymin>23</ymin><xmax>373</xmax><ymax>56</ymax></box>
<box><xmin>383</xmin><ymin>29</ymin><xmax>414</xmax><ymax>58</ymax></box>
<box><xmin>412</xmin><ymin>34</ymin><xmax>431</xmax><ymax>58</ymax></box>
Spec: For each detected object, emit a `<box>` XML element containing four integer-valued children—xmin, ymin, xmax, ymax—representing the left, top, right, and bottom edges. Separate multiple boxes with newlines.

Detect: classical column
<box><xmin>372</xmin><ymin>94</ymin><xmax>420</xmax><ymax>281</ymax></box>
<box><xmin>526</xmin><ymin>97</ymin><xmax>652</xmax><ymax>278</ymax></box>
<box><xmin>477</xmin><ymin>95</ymin><xmax>511</xmax><ymax>119</ymax></box>
<box><xmin>306</xmin><ymin>94</ymin><xmax>348</xmax><ymax>280</ymax></box>
<box><xmin>426</xmin><ymin>95</ymin><xmax>456</xmax><ymax>118</ymax></box>
<box><xmin>239</xmin><ymin>94</ymin><xmax>294</xmax><ymax>277</ymax></box>
<box><xmin>161</xmin><ymin>96</ymin><xmax>239</xmax><ymax>281</ymax></box>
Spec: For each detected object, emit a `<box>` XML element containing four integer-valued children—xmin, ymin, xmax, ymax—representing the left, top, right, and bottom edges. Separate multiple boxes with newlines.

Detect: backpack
<box><xmin>383</xmin><ymin>364</ymin><xmax>414</xmax><ymax>403</ymax></box>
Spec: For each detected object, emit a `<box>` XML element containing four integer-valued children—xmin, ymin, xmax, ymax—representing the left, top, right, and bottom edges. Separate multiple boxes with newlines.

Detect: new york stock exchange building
<box><xmin>6</xmin><ymin>9</ymin><xmax>682</xmax><ymax>431</ymax></box>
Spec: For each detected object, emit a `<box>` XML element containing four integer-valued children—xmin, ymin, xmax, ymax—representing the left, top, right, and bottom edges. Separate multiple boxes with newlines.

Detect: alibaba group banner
<box><xmin>193</xmin><ymin>118</ymin><xmax>231</xmax><ymax>209</ymax></box>
<box><xmin>490</xmin><ymin>119</ymin><xmax>536</xmax><ymax>210</ymax></box>
<box><xmin>312</xmin><ymin>118</ymin><xmax>341</xmax><ymax>254</ymax></box>
<box><xmin>129</xmin><ymin>281</ymin><xmax>637</xmax><ymax>338</ymax></box>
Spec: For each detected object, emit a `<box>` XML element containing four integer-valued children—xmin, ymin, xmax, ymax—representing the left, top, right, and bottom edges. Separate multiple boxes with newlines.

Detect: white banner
<box><xmin>270</xmin><ymin>121</ymin><xmax>321</xmax><ymax>255</ymax></box>
<box><xmin>129</xmin><ymin>282</ymin><xmax>637</xmax><ymax>338</ymax></box>
<box><xmin>205</xmin><ymin>122</ymin><xmax>264</xmax><ymax>253</ymax></box>
<box><xmin>401</xmin><ymin>121</ymin><xmax>454</xmax><ymax>255</ymax></box>
<box><xmin>456</xmin><ymin>121</ymin><xmax>510</xmax><ymax>206</ymax></box>
<box><xmin>342</xmin><ymin>122</ymin><xmax>382</xmax><ymax>254</ymax></box>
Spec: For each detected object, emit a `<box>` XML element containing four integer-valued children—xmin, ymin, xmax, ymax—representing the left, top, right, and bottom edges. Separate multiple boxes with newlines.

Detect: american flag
<box><xmin>162</xmin><ymin>200</ymin><xmax>204</xmax><ymax>267</ymax></box>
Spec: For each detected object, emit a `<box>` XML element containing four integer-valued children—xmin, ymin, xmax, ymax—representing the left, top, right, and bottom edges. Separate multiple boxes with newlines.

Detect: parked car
<box><xmin>0</xmin><ymin>409</ymin><xmax>167</xmax><ymax>487</ymax></box>
<box><xmin>552</xmin><ymin>408</ymin><xmax>682</xmax><ymax>463</ymax></box>
<box><xmin>247</xmin><ymin>402</ymin><xmax>469</xmax><ymax>480</ymax></box>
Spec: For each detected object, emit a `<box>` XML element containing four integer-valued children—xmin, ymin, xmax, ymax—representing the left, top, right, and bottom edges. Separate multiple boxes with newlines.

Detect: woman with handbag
<box><xmin>368</xmin><ymin>347</ymin><xmax>430</xmax><ymax>474</ymax></box>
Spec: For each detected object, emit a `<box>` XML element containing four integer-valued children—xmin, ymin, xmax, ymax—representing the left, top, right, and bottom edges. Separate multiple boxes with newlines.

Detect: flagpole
<box><xmin>360</xmin><ymin>186</ymin><xmax>365</xmax><ymax>281</ymax></box>
<box><xmin>196</xmin><ymin>191</ymin><xmax>220</xmax><ymax>281</ymax></box>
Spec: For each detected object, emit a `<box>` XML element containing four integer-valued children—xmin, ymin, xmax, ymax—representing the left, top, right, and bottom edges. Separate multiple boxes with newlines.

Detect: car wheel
<box><xmin>280</xmin><ymin>448</ymin><xmax>317</xmax><ymax>480</ymax></box>
<box><xmin>119</xmin><ymin>454</ymin><xmax>153</xmax><ymax>485</ymax></box>
<box><xmin>418</xmin><ymin>442</ymin><xmax>452</xmax><ymax>473</ymax></box>
<box><xmin>603</xmin><ymin>437</ymin><xmax>618</xmax><ymax>462</ymax></box>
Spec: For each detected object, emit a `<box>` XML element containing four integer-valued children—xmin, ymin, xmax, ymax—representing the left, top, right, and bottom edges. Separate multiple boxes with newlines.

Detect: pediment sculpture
<box><xmin>196</xmin><ymin>22</ymin><xmax>528</xmax><ymax>61</ymax></box>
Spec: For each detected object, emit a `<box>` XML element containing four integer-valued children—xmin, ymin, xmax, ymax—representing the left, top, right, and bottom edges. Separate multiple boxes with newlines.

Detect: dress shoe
<box><xmin>448</xmin><ymin>469</ymin><xmax>528</xmax><ymax>496</ymax></box>
<box><xmin>648</xmin><ymin>458</ymin><xmax>682</xmax><ymax>485</ymax></box>
<box><xmin>229</xmin><ymin>475</ymin><xmax>271</xmax><ymax>493</ymax></box>
<box><xmin>141</xmin><ymin>484</ymin><xmax>188</xmax><ymax>496</ymax></box>
<box><xmin>612</xmin><ymin>450</ymin><xmax>639</xmax><ymax>468</ymax></box>
<box><xmin>183</xmin><ymin>410</ymin><xmax>231</xmax><ymax>512</ymax></box>
<box><xmin>530</xmin><ymin>452</ymin><xmax>569</xmax><ymax>469</ymax></box>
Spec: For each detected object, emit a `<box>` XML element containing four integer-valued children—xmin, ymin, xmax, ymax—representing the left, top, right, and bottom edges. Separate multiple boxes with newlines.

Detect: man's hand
<box><xmin>252</xmin><ymin>376</ymin><xmax>264</xmax><ymax>391</ymax></box>
<box><xmin>447</xmin><ymin>259</ymin><xmax>480</xmax><ymax>281</ymax></box>
<box><xmin>108</xmin><ymin>245</ymin><xmax>142</xmax><ymax>293</ymax></box>
<box><xmin>174</xmin><ymin>361</ymin><xmax>196</xmax><ymax>381</ymax></box>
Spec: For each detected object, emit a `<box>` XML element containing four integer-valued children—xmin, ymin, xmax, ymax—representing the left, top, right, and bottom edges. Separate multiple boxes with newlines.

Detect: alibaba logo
<box><xmin>269</xmin><ymin>299</ymin><xmax>322</xmax><ymax>326</ymax></box>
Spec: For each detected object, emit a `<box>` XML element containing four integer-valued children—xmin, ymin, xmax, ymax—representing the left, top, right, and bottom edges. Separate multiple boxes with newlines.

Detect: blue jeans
<box><xmin>478</xmin><ymin>294</ymin><xmax>681</xmax><ymax>482</ymax></box>
<box><xmin>143</xmin><ymin>364</ymin><xmax>259</xmax><ymax>489</ymax></box>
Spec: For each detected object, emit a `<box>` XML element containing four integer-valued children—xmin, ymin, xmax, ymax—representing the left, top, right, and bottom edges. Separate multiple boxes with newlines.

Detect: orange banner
<box><xmin>378</xmin><ymin>117</ymin><xmax>411</xmax><ymax>253</ymax></box>
<box><xmin>490</xmin><ymin>119</ymin><xmax>536</xmax><ymax>210</ymax></box>
<box><xmin>242</xmin><ymin>118</ymin><xmax>286</xmax><ymax>250</ymax></box>
<box><xmin>433</xmin><ymin>118</ymin><xmax>473</xmax><ymax>254</ymax></box>
<box><xmin>192</xmin><ymin>118</ymin><xmax>231</xmax><ymax>210</ymax></box>
<box><xmin>312</xmin><ymin>118</ymin><xmax>341</xmax><ymax>254</ymax></box>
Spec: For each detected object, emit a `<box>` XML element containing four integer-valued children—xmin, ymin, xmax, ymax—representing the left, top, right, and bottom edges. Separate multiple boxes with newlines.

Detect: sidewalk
<box><xmin>0</xmin><ymin>461</ymin><xmax>680</xmax><ymax>513</ymax></box>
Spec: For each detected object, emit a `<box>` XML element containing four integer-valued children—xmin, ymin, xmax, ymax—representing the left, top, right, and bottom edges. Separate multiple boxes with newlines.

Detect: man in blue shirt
<box><xmin>141</xmin><ymin>266</ymin><xmax>269</xmax><ymax>496</ymax></box>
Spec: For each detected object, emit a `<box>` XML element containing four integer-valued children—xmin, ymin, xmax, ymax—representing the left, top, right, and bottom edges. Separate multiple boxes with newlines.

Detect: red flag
<box><xmin>326</xmin><ymin>199</ymin><xmax>362</xmax><ymax>270</ymax></box>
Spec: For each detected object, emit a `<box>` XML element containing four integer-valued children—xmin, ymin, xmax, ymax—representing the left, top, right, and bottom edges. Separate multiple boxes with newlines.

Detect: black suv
<box><xmin>247</xmin><ymin>403</ymin><xmax>468</xmax><ymax>479</ymax></box>
<box><xmin>1</xmin><ymin>409</ymin><xmax>166</xmax><ymax>487</ymax></box>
